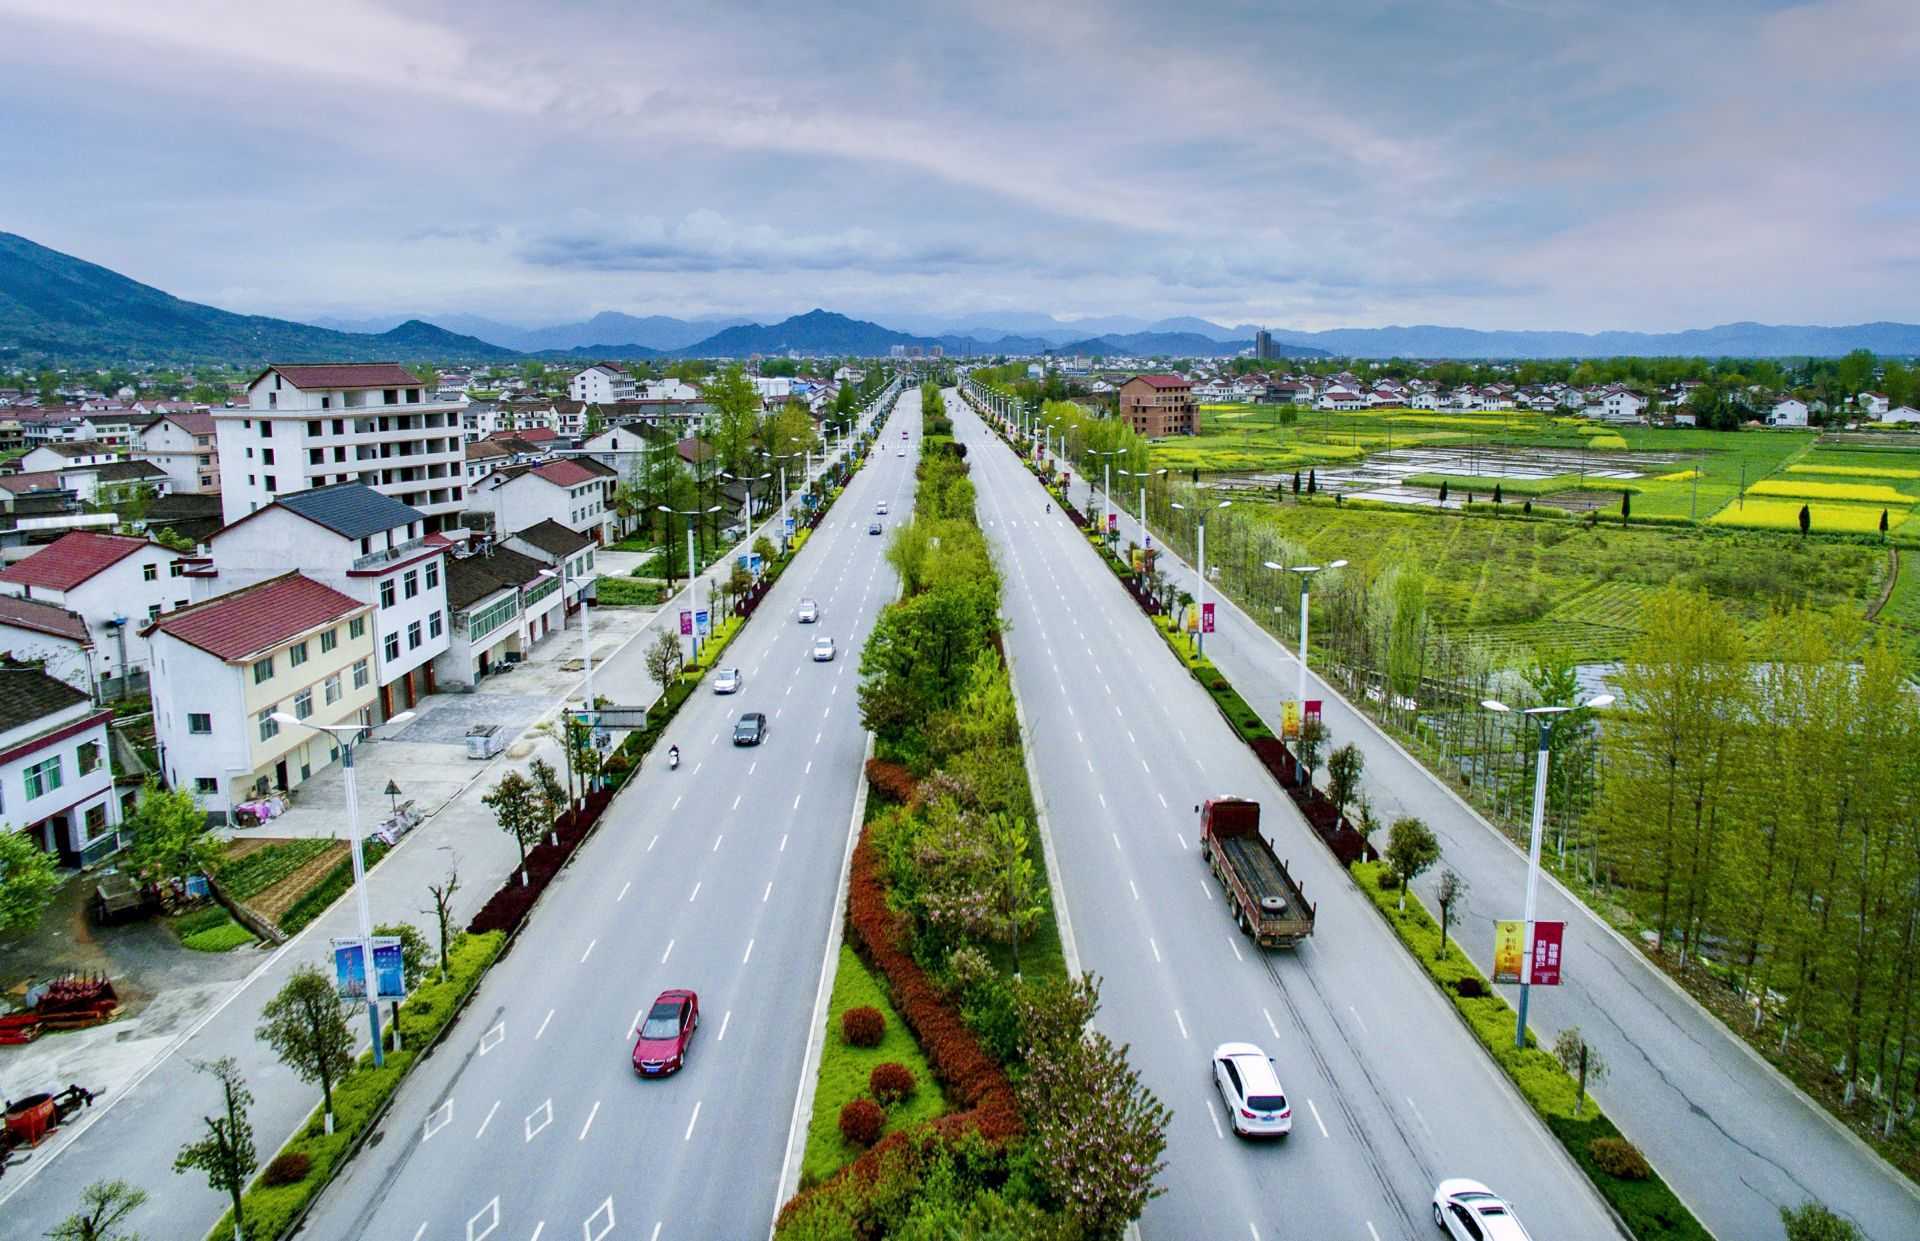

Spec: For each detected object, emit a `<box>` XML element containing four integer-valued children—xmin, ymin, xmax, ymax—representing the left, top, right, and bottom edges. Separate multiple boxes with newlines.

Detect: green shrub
<box><xmin>173</xmin><ymin>904</ymin><xmax>236</xmax><ymax>936</ymax></box>
<box><xmin>1590</xmin><ymin>1136</ymin><xmax>1651</xmax><ymax>1181</ymax></box>
<box><xmin>182</xmin><ymin>919</ymin><xmax>256</xmax><ymax>952</ymax></box>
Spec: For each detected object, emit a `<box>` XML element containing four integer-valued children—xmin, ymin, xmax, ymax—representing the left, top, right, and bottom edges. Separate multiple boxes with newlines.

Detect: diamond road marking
<box><xmin>583</xmin><ymin>1197</ymin><xmax>616</xmax><ymax>1241</ymax></box>
<box><xmin>525</xmin><ymin>1097</ymin><xmax>553</xmax><ymax>1142</ymax></box>
<box><xmin>423</xmin><ymin>1098</ymin><xmax>453</xmax><ymax>1141</ymax></box>
<box><xmin>479</xmin><ymin>1021</ymin><xmax>505</xmax><ymax>1055</ymax></box>
<box><xmin>468</xmin><ymin>1195</ymin><xmax>500</xmax><ymax>1241</ymax></box>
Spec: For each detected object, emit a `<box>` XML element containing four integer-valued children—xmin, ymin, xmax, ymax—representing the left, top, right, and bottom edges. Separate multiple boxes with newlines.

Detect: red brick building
<box><xmin>1118</xmin><ymin>375</ymin><xmax>1196</xmax><ymax>437</ymax></box>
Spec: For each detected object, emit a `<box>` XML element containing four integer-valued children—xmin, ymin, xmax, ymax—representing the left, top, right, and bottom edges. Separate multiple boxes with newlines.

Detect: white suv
<box><xmin>1212</xmin><ymin>1042</ymin><xmax>1291</xmax><ymax>1138</ymax></box>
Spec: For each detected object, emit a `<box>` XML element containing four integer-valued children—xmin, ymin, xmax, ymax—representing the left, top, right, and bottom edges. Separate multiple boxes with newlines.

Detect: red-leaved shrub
<box><xmin>838</xmin><ymin>1097</ymin><xmax>885</xmax><ymax>1146</ymax></box>
<box><xmin>869</xmin><ymin>1062</ymin><xmax>917</xmax><ymax>1105</ymax></box>
<box><xmin>864</xmin><ymin>758</ymin><xmax>919</xmax><ymax>805</ymax></box>
<box><xmin>261</xmin><ymin>1151</ymin><xmax>312</xmax><ymax>1186</ymax></box>
<box><xmin>841</xmin><ymin>1006</ymin><xmax>885</xmax><ymax>1047</ymax></box>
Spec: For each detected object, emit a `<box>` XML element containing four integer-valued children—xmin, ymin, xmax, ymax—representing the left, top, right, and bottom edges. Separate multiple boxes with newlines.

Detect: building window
<box><xmin>404</xmin><ymin>569</ymin><xmax>419</xmax><ymax>599</ymax></box>
<box><xmin>350</xmin><ymin>616</ymin><xmax>366</xmax><ymax>640</ymax></box>
<box><xmin>258</xmin><ymin>708</ymin><xmax>279</xmax><ymax>741</ymax></box>
<box><xmin>428</xmin><ymin>609</ymin><xmax>443</xmax><ymax>639</ymax></box>
<box><xmin>380</xmin><ymin>579</ymin><xmax>396</xmax><ymax>608</ymax></box>
<box><xmin>143</xmin><ymin>563</ymin><xmax>157</xmax><ymax>581</ymax></box>
<box><xmin>195</xmin><ymin>777</ymin><xmax>218</xmax><ymax>795</ymax></box>
<box><xmin>252</xmin><ymin>655</ymin><xmax>274</xmax><ymax>684</ymax></box>
<box><xmin>188</xmin><ymin>712</ymin><xmax>212</xmax><ymax>734</ymax></box>
<box><xmin>262</xmin><ymin>448</ymin><xmax>275</xmax><ymax>465</ymax></box>
<box><xmin>324</xmin><ymin>673</ymin><xmax>342</xmax><ymax>705</ymax></box>
<box><xmin>147</xmin><ymin>603</ymin><xmax>162</xmax><ymax>622</ymax></box>
<box><xmin>264</xmin><ymin>475</ymin><xmax>276</xmax><ymax>492</ymax></box>
<box><xmin>23</xmin><ymin>756</ymin><xmax>62</xmax><ymax>799</ymax></box>
<box><xmin>425</xmin><ymin>560</ymin><xmax>439</xmax><ymax>590</ymax></box>
<box><xmin>294</xmin><ymin>688</ymin><xmax>313</xmax><ymax>719</ymax></box>
<box><xmin>77</xmin><ymin>740</ymin><xmax>101</xmax><ymax>775</ymax></box>
<box><xmin>352</xmin><ymin>658</ymin><xmax>370</xmax><ymax>688</ymax></box>
<box><xmin>289</xmin><ymin>640</ymin><xmax>308</xmax><ymax>667</ymax></box>
<box><xmin>384</xmin><ymin>632</ymin><xmax>400</xmax><ymax>661</ymax></box>
<box><xmin>320</xmin><ymin>627</ymin><xmax>337</xmax><ymax>654</ymax></box>
<box><xmin>170</xmin><ymin>561</ymin><xmax>185</xmax><ymax>577</ymax></box>
<box><xmin>407</xmin><ymin>620</ymin><xmax>422</xmax><ymax>650</ymax></box>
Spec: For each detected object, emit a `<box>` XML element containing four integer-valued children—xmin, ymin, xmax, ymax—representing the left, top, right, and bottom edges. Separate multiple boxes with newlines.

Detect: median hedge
<box><xmin>204</xmin><ymin>931</ymin><xmax>504</xmax><ymax>1241</ymax></box>
<box><xmin>1352</xmin><ymin>862</ymin><xmax>1709</xmax><ymax>1241</ymax></box>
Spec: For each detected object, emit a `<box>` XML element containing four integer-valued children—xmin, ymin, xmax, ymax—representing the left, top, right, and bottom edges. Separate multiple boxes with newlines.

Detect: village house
<box><xmin>1769</xmin><ymin>398</ymin><xmax>1810</xmax><ymax>427</ymax></box>
<box><xmin>136</xmin><ymin>410</ymin><xmax>220</xmax><ymax>493</ymax></box>
<box><xmin>466</xmin><ymin>458</ymin><xmax>617</xmax><ymax>546</ymax></box>
<box><xmin>1117</xmin><ymin>375</ymin><xmax>1197</xmax><ymax>436</ymax></box>
<box><xmin>432</xmin><ymin>541</ymin><xmax>558</xmax><ymax>686</ymax></box>
<box><xmin>0</xmin><ymin>668</ymin><xmax>121</xmax><ymax>865</ymax></box>
<box><xmin>147</xmin><ymin>572</ymin><xmax>377</xmax><ymax>813</ymax></box>
<box><xmin>0</xmin><ymin>532</ymin><xmax>192</xmax><ymax>689</ymax></box>
<box><xmin>569</xmin><ymin>364</ymin><xmax>634</xmax><ymax>404</ymax></box>
<box><xmin>0</xmin><ymin>594</ymin><xmax>97</xmax><ymax>696</ymax></box>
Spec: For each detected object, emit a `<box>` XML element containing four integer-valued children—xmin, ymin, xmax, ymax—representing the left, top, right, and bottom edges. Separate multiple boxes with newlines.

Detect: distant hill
<box><xmin>0</xmin><ymin>232</ymin><xmax>517</xmax><ymax>365</ymax></box>
<box><xmin>678</xmin><ymin>309</ymin><xmax>933</xmax><ymax>357</ymax></box>
<box><xmin>1268</xmin><ymin>321</ymin><xmax>1920</xmax><ymax>359</ymax></box>
<box><xmin>1055</xmin><ymin>330</ymin><xmax>1329</xmax><ymax>359</ymax></box>
<box><xmin>528</xmin><ymin>341</ymin><xmax>666</xmax><ymax>362</ymax></box>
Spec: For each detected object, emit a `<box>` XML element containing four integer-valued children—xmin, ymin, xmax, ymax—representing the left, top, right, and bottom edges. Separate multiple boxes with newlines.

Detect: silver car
<box><xmin>1212</xmin><ymin>1042</ymin><xmax>1291</xmax><ymax>1138</ymax></box>
<box><xmin>796</xmin><ymin>597</ymin><xmax>820</xmax><ymax>623</ymax></box>
<box><xmin>711</xmin><ymin>666</ymin><xmax>742</xmax><ymax>694</ymax></box>
<box><xmin>812</xmin><ymin>636</ymin><xmax>836</xmax><ymax>662</ymax></box>
<box><xmin>1432</xmin><ymin>1180</ymin><xmax>1533</xmax><ymax>1241</ymax></box>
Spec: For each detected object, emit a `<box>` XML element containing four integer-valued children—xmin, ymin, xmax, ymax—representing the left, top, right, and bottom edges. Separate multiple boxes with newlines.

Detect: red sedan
<box><xmin>631</xmin><ymin>989</ymin><xmax>699</xmax><ymax>1076</ymax></box>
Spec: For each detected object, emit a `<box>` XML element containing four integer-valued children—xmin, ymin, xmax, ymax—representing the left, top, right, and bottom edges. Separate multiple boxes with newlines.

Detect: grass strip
<box><xmin>205</xmin><ymin>931</ymin><xmax>505</xmax><ymax>1241</ymax></box>
<box><xmin>1350</xmin><ymin>862</ymin><xmax>1710</xmax><ymax>1241</ymax></box>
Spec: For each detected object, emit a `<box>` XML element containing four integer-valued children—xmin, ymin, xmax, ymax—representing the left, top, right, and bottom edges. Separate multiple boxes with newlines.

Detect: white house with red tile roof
<box><xmin>466</xmin><ymin>457</ymin><xmax>617</xmax><ymax>545</ymax></box>
<box><xmin>217</xmin><ymin>362</ymin><xmax>467</xmax><ymax>530</ymax></box>
<box><xmin>0</xmin><ymin>594</ymin><xmax>97</xmax><ymax>696</ymax></box>
<box><xmin>137</xmin><ymin>410</ymin><xmax>220</xmax><ymax>493</ymax></box>
<box><xmin>0</xmin><ymin>532</ymin><xmax>191</xmax><ymax>687</ymax></box>
<box><xmin>145</xmin><ymin>572</ymin><xmax>377</xmax><ymax>812</ymax></box>
<box><xmin>0</xmin><ymin>668</ymin><xmax>120</xmax><ymax>864</ymax></box>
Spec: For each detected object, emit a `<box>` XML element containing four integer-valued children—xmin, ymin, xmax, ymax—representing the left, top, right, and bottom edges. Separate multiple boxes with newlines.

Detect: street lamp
<box><xmin>657</xmin><ymin>504</ymin><xmax>723</xmax><ymax>653</ymax></box>
<box><xmin>1264</xmin><ymin>559</ymin><xmax>1349</xmax><ymax>709</ymax></box>
<box><xmin>1481</xmin><ymin>692</ymin><xmax>1614</xmax><ymax>1049</ymax></box>
<box><xmin>270</xmin><ymin>710</ymin><xmax>415</xmax><ymax>1069</ymax></box>
<box><xmin>1088</xmin><ymin>448</ymin><xmax>1126</xmax><ymax>539</ymax></box>
<box><xmin>1169</xmin><ymin>499</ymin><xmax>1230</xmax><ymax>654</ymax></box>
<box><xmin>1119</xmin><ymin>467</ymin><xmax>1168</xmax><ymax>545</ymax></box>
<box><xmin>768</xmin><ymin>451</ymin><xmax>804</xmax><ymax>554</ymax></box>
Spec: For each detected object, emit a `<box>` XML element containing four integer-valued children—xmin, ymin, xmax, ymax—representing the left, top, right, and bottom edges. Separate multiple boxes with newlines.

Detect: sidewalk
<box><xmin>1049</xmin><ymin>456</ymin><xmax>1920</xmax><ymax>1241</ymax></box>
<box><xmin>0</xmin><ymin>397</ymin><xmax>896</xmax><ymax>1238</ymax></box>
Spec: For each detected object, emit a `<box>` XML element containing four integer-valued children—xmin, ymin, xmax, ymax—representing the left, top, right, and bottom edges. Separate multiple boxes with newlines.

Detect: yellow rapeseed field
<box><xmin>1586</xmin><ymin>434</ymin><xmax>1629</xmax><ymax>450</ymax></box>
<box><xmin>1785</xmin><ymin>463</ymin><xmax>1920</xmax><ymax>480</ymax></box>
<box><xmin>1653</xmin><ymin>469</ymin><xmax>1701</xmax><ymax>482</ymax></box>
<box><xmin>1709</xmin><ymin>499</ymin><xmax>1905</xmax><ymax>533</ymax></box>
<box><xmin>1748</xmin><ymin>479</ymin><xmax>1916</xmax><ymax>504</ymax></box>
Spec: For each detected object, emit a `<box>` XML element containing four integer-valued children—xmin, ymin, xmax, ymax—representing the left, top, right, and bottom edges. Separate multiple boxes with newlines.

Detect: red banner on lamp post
<box><xmin>1529</xmin><ymin>921</ymin><xmax>1565</xmax><ymax>986</ymax></box>
<box><xmin>679</xmin><ymin>610</ymin><xmax>693</xmax><ymax>636</ymax></box>
<box><xmin>1201</xmin><ymin>602</ymin><xmax>1215</xmax><ymax>633</ymax></box>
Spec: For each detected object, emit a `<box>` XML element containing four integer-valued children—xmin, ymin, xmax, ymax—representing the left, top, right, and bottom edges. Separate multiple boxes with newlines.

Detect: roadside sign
<box><xmin>1530</xmin><ymin>922</ymin><xmax>1565</xmax><ymax>986</ymax></box>
<box><xmin>1492</xmin><ymin>920</ymin><xmax>1525</xmax><ymax>984</ymax></box>
<box><xmin>1281</xmin><ymin>700</ymin><xmax>1301</xmax><ymax>739</ymax></box>
<box><xmin>784</xmin><ymin>516</ymin><xmax>796</xmax><ymax>536</ymax></box>
<box><xmin>695</xmin><ymin>609</ymin><xmax>710</xmax><ymax>636</ymax></box>
<box><xmin>333</xmin><ymin>936</ymin><xmax>407</xmax><ymax>1001</ymax></box>
<box><xmin>1107</xmin><ymin>512</ymin><xmax>1118</xmax><ymax>533</ymax></box>
<box><xmin>1201</xmin><ymin>602</ymin><xmax>1215</xmax><ymax>633</ymax></box>
<box><xmin>1144</xmin><ymin>532</ymin><xmax>1152</xmax><ymax>548</ymax></box>
<box><xmin>1305</xmin><ymin>700</ymin><xmax>1322</xmax><ymax>728</ymax></box>
<box><xmin>679</xmin><ymin>610</ymin><xmax>692</xmax><ymax>636</ymax></box>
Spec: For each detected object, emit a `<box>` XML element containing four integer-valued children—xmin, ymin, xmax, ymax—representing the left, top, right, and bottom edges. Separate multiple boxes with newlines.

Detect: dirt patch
<box><xmin>220</xmin><ymin>837</ymin><xmax>275</xmax><ymax>863</ymax></box>
<box><xmin>246</xmin><ymin>842</ymin><xmax>348</xmax><ymax>926</ymax></box>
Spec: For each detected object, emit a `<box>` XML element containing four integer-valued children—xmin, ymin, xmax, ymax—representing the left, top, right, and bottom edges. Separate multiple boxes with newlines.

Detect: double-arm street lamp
<box><xmin>657</xmin><ymin>503</ymin><xmax>723</xmax><ymax>645</ymax></box>
<box><xmin>1262</xmin><ymin>558</ymin><xmax>1349</xmax><ymax>709</ymax></box>
<box><xmin>1088</xmin><ymin>448</ymin><xmax>1126</xmax><ymax>538</ymax></box>
<box><xmin>1118</xmin><ymin>467</ymin><xmax>1168</xmax><ymax>545</ymax></box>
<box><xmin>268</xmin><ymin>711</ymin><xmax>415</xmax><ymax>1068</ymax></box>
<box><xmin>1481</xmin><ymin>692</ymin><xmax>1614</xmax><ymax>1048</ymax></box>
<box><xmin>1169</xmin><ymin>499</ymin><xmax>1230</xmax><ymax>655</ymax></box>
<box><xmin>768</xmin><ymin>451</ymin><xmax>805</xmax><ymax>554</ymax></box>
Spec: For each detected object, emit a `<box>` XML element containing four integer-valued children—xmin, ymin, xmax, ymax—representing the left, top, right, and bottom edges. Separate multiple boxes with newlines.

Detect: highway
<box><xmin>951</xmin><ymin>389</ymin><xmax>1622</xmax><ymax>1240</ymax></box>
<box><xmin>297</xmin><ymin>391</ymin><xmax>920</xmax><ymax>1241</ymax></box>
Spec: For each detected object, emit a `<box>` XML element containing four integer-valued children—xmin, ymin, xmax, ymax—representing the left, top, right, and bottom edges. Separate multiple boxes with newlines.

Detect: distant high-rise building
<box><xmin>889</xmin><ymin>344</ymin><xmax>908</xmax><ymax>359</ymax></box>
<box><xmin>1254</xmin><ymin>328</ymin><xmax>1274</xmax><ymax>361</ymax></box>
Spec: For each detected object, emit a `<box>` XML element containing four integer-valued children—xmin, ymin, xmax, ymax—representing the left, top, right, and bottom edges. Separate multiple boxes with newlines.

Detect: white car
<box><xmin>897</xmin><ymin>448</ymin><xmax>906</xmax><ymax>457</ymax></box>
<box><xmin>1432</xmin><ymin>1180</ymin><xmax>1533</xmax><ymax>1241</ymax></box>
<box><xmin>875</xmin><ymin>500</ymin><xmax>888</xmax><ymax>515</ymax></box>
<box><xmin>812</xmin><ymin>636</ymin><xmax>836</xmax><ymax>662</ymax></box>
<box><xmin>1211</xmin><ymin>1042</ymin><xmax>1291</xmax><ymax>1138</ymax></box>
<box><xmin>796</xmin><ymin>597</ymin><xmax>820</xmax><ymax>623</ymax></box>
<box><xmin>711</xmin><ymin>667</ymin><xmax>742</xmax><ymax>694</ymax></box>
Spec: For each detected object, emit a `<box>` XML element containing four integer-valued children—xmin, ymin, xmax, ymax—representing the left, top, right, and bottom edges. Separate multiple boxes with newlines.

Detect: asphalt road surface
<box><xmin>952</xmin><ymin>389</ymin><xmax>1622</xmax><ymax>1241</ymax></box>
<box><xmin>296</xmin><ymin>393</ymin><xmax>919</xmax><ymax>1241</ymax></box>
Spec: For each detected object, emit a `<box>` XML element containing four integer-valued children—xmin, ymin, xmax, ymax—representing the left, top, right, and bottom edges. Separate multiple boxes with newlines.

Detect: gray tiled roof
<box><xmin>276</xmin><ymin>483</ymin><xmax>423</xmax><ymax>539</ymax></box>
<box><xmin>0</xmin><ymin>667</ymin><xmax>90</xmax><ymax>733</ymax></box>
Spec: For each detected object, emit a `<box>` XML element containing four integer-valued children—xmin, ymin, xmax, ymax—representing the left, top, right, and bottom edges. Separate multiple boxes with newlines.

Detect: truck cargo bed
<box><xmin>1220</xmin><ymin>834</ymin><xmax>1299</xmax><ymax>916</ymax></box>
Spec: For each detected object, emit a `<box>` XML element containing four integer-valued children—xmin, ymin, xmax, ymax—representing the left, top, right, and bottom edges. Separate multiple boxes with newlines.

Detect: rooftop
<box><xmin>274</xmin><ymin>483</ymin><xmax>424</xmax><ymax>539</ymax></box>
<box><xmin>508</xmin><ymin>518</ymin><xmax>591</xmax><ymax>558</ymax></box>
<box><xmin>0</xmin><ymin>667</ymin><xmax>90</xmax><ymax>735</ymax></box>
<box><xmin>143</xmin><ymin>572</ymin><xmax>366</xmax><ymax>661</ymax></box>
<box><xmin>0</xmin><ymin>531</ymin><xmax>158</xmax><ymax>592</ymax></box>
<box><xmin>33</xmin><ymin>440</ymin><xmax>121</xmax><ymax>458</ymax></box>
<box><xmin>0</xmin><ymin>594</ymin><xmax>91</xmax><ymax>644</ymax></box>
<box><xmin>253</xmin><ymin>363</ymin><xmax>427</xmax><ymax>391</ymax></box>
<box><xmin>528</xmin><ymin>459</ymin><xmax>601</xmax><ymax>488</ymax></box>
<box><xmin>445</xmin><ymin>545</ymin><xmax>548</xmax><ymax>610</ymax></box>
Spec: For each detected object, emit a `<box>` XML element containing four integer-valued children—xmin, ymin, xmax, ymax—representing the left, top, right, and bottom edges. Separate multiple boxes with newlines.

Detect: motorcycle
<box><xmin>668</xmin><ymin>747</ymin><xmax>680</xmax><ymax>771</ymax></box>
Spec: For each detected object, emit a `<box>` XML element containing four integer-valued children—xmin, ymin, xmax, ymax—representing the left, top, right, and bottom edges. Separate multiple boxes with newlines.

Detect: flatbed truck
<box><xmin>1199</xmin><ymin>796</ymin><xmax>1315</xmax><ymax>947</ymax></box>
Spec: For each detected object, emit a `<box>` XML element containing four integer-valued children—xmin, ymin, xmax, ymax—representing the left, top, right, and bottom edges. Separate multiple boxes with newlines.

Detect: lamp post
<box><xmin>1169</xmin><ymin>499</ymin><xmax>1230</xmax><ymax>655</ymax></box>
<box><xmin>1089</xmin><ymin>448</ymin><xmax>1125</xmax><ymax>540</ymax></box>
<box><xmin>269</xmin><ymin>711</ymin><xmax>415</xmax><ymax>1067</ymax></box>
<box><xmin>1263</xmin><ymin>559</ymin><xmax>1349</xmax><ymax>708</ymax></box>
<box><xmin>658</xmin><ymin>503</ymin><xmax>722</xmax><ymax>659</ymax></box>
<box><xmin>769</xmin><ymin>451</ymin><xmax>803</xmax><ymax>554</ymax></box>
<box><xmin>1481</xmin><ymin>693</ymin><xmax>1614</xmax><ymax>1049</ymax></box>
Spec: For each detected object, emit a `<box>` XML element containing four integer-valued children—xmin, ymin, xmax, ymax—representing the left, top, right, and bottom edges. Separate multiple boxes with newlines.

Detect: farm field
<box><xmin>1230</xmin><ymin>498</ymin><xmax>1894</xmax><ymax>666</ymax></box>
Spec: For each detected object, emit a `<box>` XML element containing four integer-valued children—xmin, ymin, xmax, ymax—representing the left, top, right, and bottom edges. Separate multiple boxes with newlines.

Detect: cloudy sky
<box><xmin>4</xmin><ymin>0</ymin><xmax>1915</xmax><ymax>332</ymax></box>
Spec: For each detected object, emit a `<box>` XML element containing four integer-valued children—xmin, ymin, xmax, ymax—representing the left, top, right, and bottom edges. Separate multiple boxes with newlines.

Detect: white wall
<box><xmin>0</xmin><ymin>624</ymin><xmax>94</xmax><ymax>695</ymax></box>
<box><xmin>0</xmin><ymin>704</ymin><xmax>117</xmax><ymax>858</ymax></box>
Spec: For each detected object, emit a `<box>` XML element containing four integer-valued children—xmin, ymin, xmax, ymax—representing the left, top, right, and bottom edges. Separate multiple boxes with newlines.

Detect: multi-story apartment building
<box><xmin>216</xmin><ymin>363</ymin><xmax>466</xmax><ymax>530</ymax></box>
<box><xmin>569</xmin><ymin>364</ymin><xmax>634</xmax><ymax>404</ymax></box>
<box><xmin>198</xmin><ymin>484</ymin><xmax>450</xmax><ymax>719</ymax></box>
<box><xmin>147</xmin><ymin>572</ymin><xmax>377</xmax><ymax>812</ymax></box>
<box><xmin>137</xmin><ymin>411</ymin><xmax>220</xmax><ymax>493</ymax></box>
<box><xmin>1117</xmin><ymin>375</ymin><xmax>1197</xmax><ymax>437</ymax></box>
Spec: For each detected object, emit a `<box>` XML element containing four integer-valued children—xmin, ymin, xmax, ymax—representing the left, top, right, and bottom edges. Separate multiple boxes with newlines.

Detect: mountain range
<box><xmin>4</xmin><ymin>231</ymin><xmax>1917</xmax><ymax>365</ymax></box>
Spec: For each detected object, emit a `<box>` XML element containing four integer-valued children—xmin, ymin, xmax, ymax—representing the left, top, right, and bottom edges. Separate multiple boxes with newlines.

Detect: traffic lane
<box><xmin>971</xmin><ymin>430</ymin><xmax>1394</xmax><ymax>1240</ymax></box>
<box><xmin>1095</xmin><ymin>489</ymin><xmax>1909</xmax><ymax>1241</ymax></box>
<box><xmin>960</xmin><ymin>397</ymin><xmax>1620</xmax><ymax>1239</ymax></box>
<box><xmin>302</xmin><ymin>491</ymin><xmax>903</xmax><ymax>1237</ymax></box>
